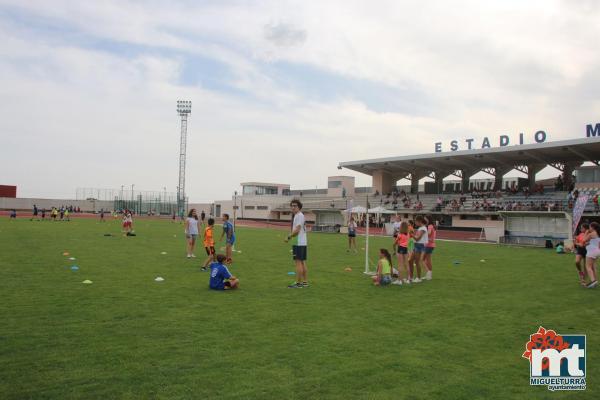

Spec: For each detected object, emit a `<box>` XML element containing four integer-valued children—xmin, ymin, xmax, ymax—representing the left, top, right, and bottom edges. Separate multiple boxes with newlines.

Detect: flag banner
<box><xmin>572</xmin><ymin>195</ymin><xmax>589</xmax><ymax>234</ymax></box>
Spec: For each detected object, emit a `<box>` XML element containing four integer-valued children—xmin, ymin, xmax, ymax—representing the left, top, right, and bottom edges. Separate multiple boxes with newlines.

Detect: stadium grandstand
<box><xmin>206</xmin><ymin>137</ymin><xmax>600</xmax><ymax>246</ymax></box>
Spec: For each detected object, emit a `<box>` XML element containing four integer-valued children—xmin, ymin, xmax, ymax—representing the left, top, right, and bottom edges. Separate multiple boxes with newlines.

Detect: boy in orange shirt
<box><xmin>201</xmin><ymin>218</ymin><xmax>216</xmax><ymax>271</ymax></box>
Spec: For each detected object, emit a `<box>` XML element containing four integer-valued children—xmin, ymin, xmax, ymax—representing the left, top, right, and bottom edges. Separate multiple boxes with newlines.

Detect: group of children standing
<box><xmin>184</xmin><ymin>209</ymin><xmax>239</xmax><ymax>290</ymax></box>
<box><xmin>574</xmin><ymin>222</ymin><xmax>600</xmax><ymax>289</ymax></box>
<box><xmin>372</xmin><ymin>215</ymin><xmax>436</xmax><ymax>286</ymax></box>
<box><xmin>28</xmin><ymin>205</ymin><xmax>70</xmax><ymax>221</ymax></box>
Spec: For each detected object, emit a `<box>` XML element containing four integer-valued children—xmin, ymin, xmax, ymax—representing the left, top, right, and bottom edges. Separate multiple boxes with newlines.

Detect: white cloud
<box><xmin>0</xmin><ymin>0</ymin><xmax>599</xmax><ymax>200</ymax></box>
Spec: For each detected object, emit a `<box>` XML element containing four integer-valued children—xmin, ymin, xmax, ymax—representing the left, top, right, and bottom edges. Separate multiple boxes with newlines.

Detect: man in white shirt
<box><xmin>284</xmin><ymin>199</ymin><xmax>308</xmax><ymax>288</ymax></box>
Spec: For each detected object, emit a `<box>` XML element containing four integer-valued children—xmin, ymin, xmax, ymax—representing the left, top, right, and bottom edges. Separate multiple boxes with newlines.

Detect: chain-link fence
<box><xmin>76</xmin><ymin>188</ymin><xmax>184</xmax><ymax>215</ymax></box>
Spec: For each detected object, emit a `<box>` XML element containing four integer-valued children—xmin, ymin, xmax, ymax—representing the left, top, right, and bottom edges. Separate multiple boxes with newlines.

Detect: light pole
<box><xmin>163</xmin><ymin>187</ymin><xmax>167</xmax><ymax>215</ymax></box>
<box><xmin>176</xmin><ymin>100</ymin><xmax>192</xmax><ymax>219</ymax></box>
<box><xmin>131</xmin><ymin>184</ymin><xmax>135</xmax><ymax>213</ymax></box>
<box><xmin>120</xmin><ymin>185</ymin><xmax>124</xmax><ymax>210</ymax></box>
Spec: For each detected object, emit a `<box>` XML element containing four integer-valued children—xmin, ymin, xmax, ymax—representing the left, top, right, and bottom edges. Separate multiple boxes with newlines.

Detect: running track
<box><xmin>1</xmin><ymin>212</ymin><xmax>486</xmax><ymax>242</ymax></box>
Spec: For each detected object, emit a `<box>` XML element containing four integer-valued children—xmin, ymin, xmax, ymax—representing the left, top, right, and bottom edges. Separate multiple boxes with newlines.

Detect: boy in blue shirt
<box><xmin>219</xmin><ymin>213</ymin><xmax>236</xmax><ymax>264</ymax></box>
<box><xmin>209</xmin><ymin>254</ymin><xmax>239</xmax><ymax>290</ymax></box>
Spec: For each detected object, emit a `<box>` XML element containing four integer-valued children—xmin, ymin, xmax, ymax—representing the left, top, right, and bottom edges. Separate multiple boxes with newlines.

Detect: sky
<box><xmin>0</xmin><ymin>0</ymin><xmax>599</xmax><ymax>201</ymax></box>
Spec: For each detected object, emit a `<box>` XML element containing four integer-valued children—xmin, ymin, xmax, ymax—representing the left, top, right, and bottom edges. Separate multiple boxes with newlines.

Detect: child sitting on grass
<box><xmin>372</xmin><ymin>249</ymin><xmax>393</xmax><ymax>286</ymax></box>
<box><xmin>209</xmin><ymin>254</ymin><xmax>239</xmax><ymax>291</ymax></box>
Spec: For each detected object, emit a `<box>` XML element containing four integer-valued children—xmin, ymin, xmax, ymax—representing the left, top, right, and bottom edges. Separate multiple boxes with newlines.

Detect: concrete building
<box><xmin>327</xmin><ymin>176</ymin><xmax>355</xmax><ymax>198</ymax></box>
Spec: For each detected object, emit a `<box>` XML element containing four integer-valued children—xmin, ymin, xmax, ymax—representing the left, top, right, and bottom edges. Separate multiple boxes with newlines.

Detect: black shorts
<box><xmin>397</xmin><ymin>246</ymin><xmax>408</xmax><ymax>254</ymax></box>
<box><xmin>205</xmin><ymin>246</ymin><xmax>215</xmax><ymax>256</ymax></box>
<box><xmin>576</xmin><ymin>246</ymin><xmax>587</xmax><ymax>257</ymax></box>
<box><xmin>348</xmin><ymin>232</ymin><xmax>356</xmax><ymax>238</ymax></box>
<box><xmin>292</xmin><ymin>245</ymin><xmax>307</xmax><ymax>261</ymax></box>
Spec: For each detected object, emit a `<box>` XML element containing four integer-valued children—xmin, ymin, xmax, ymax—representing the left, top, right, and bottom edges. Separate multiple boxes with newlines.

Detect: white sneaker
<box><xmin>392</xmin><ymin>280</ymin><xmax>403</xmax><ymax>285</ymax></box>
<box><xmin>412</xmin><ymin>277</ymin><xmax>422</xmax><ymax>283</ymax></box>
<box><xmin>424</xmin><ymin>271</ymin><xmax>432</xmax><ymax>280</ymax></box>
<box><xmin>186</xmin><ymin>254</ymin><xmax>191</xmax><ymax>258</ymax></box>
<box><xmin>403</xmin><ymin>279</ymin><xmax>411</xmax><ymax>284</ymax></box>
<box><xmin>191</xmin><ymin>254</ymin><xmax>196</xmax><ymax>258</ymax></box>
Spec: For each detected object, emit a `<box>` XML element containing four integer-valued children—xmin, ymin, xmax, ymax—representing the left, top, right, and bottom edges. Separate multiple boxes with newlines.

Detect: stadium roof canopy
<box><xmin>338</xmin><ymin>138</ymin><xmax>600</xmax><ymax>176</ymax></box>
<box><xmin>241</xmin><ymin>182</ymin><xmax>290</xmax><ymax>187</ymax></box>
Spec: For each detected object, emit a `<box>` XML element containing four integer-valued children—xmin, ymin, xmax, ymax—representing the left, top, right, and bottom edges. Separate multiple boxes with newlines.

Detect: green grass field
<box><xmin>1</xmin><ymin>217</ymin><xmax>598</xmax><ymax>399</ymax></box>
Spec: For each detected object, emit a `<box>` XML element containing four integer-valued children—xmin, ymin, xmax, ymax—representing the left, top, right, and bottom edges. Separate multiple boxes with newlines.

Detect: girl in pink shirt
<box><xmin>422</xmin><ymin>217</ymin><xmax>436</xmax><ymax>280</ymax></box>
<box><xmin>393</xmin><ymin>221</ymin><xmax>410</xmax><ymax>284</ymax></box>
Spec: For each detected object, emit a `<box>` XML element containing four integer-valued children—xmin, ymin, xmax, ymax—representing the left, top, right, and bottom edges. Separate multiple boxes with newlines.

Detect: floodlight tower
<box><xmin>176</xmin><ymin>100</ymin><xmax>192</xmax><ymax>218</ymax></box>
